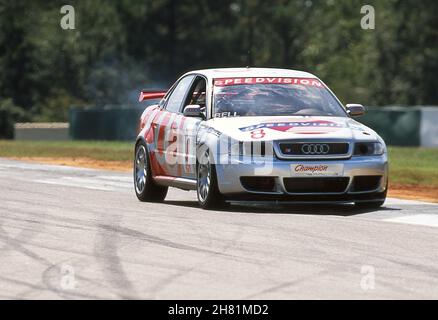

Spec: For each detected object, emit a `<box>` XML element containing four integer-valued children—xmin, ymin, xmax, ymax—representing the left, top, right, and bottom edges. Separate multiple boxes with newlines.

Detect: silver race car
<box><xmin>134</xmin><ymin>68</ymin><xmax>388</xmax><ymax>209</ymax></box>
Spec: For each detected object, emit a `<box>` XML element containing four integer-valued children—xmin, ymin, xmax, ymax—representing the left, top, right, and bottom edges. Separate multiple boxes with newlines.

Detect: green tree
<box><xmin>0</xmin><ymin>98</ymin><xmax>28</xmax><ymax>138</ymax></box>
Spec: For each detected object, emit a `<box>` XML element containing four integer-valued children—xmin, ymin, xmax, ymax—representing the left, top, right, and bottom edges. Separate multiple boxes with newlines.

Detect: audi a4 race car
<box><xmin>134</xmin><ymin>68</ymin><xmax>388</xmax><ymax>209</ymax></box>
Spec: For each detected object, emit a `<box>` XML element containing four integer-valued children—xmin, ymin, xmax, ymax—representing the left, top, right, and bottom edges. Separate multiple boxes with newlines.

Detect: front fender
<box><xmin>196</xmin><ymin>126</ymin><xmax>224</xmax><ymax>165</ymax></box>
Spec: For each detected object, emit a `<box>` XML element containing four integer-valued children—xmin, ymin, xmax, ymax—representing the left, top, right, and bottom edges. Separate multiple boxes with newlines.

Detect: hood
<box><xmin>207</xmin><ymin>116</ymin><xmax>379</xmax><ymax>142</ymax></box>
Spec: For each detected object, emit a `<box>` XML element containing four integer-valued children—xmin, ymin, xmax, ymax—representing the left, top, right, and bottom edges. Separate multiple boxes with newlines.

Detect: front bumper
<box><xmin>215</xmin><ymin>154</ymin><xmax>388</xmax><ymax>203</ymax></box>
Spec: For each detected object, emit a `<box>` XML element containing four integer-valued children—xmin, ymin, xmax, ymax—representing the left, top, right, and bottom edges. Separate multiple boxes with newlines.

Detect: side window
<box><xmin>182</xmin><ymin>77</ymin><xmax>207</xmax><ymax>114</ymax></box>
<box><xmin>165</xmin><ymin>75</ymin><xmax>195</xmax><ymax>113</ymax></box>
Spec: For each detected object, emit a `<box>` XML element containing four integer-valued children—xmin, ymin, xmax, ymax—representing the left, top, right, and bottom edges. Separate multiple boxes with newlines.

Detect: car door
<box><xmin>177</xmin><ymin>76</ymin><xmax>207</xmax><ymax>179</ymax></box>
<box><xmin>150</xmin><ymin>74</ymin><xmax>195</xmax><ymax>177</ymax></box>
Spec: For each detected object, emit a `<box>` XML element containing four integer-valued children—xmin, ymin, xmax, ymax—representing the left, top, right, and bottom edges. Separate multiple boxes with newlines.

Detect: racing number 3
<box><xmin>251</xmin><ymin>129</ymin><xmax>266</xmax><ymax>139</ymax></box>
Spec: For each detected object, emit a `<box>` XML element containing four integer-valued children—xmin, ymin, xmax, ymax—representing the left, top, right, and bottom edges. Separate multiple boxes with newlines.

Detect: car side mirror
<box><xmin>183</xmin><ymin>105</ymin><xmax>204</xmax><ymax>118</ymax></box>
<box><xmin>346</xmin><ymin>104</ymin><xmax>365</xmax><ymax>117</ymax></box>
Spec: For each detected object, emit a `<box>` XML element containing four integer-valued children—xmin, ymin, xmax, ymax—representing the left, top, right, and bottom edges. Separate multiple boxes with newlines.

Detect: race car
<box><xmin>134</xmin><ymin>68</ymin><xmax>388</xmax><ymax>209</ymax></box>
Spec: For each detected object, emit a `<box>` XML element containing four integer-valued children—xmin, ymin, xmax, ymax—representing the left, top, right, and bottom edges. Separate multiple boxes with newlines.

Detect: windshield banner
<box><xmin>213</xmin><ymin>77</ymin><xmax>323</xmax><ymax>87</ymax></box>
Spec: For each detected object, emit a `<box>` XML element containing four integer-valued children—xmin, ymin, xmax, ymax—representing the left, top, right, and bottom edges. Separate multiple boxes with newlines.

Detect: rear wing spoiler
<box><xmin>138</xmin><ymin>89</ymin><xmax>167</xmax><ymax>102</ymax></box>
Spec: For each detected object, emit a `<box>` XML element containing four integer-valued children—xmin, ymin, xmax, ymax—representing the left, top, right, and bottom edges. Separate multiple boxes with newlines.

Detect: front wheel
<box><xmin>196</xmin><ymin>148</ymin><xmax>226</xmax><ymax>209</ymax></box>
<box><xmin>134</xmin><ymin>140</ymin><xmax>168</xmax><ymax>202</ymax></box>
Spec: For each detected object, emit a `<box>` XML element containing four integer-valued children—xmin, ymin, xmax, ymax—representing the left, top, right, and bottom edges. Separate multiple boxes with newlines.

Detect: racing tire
<box><xmin>134</xmin><ymin>140</ymin><xmax>168</xmax><ymax>202</ymax></box>
<box><xmin>196</xmin><ymin>148</ymin><xmax>226</xmax><ymax>210</ymax></box>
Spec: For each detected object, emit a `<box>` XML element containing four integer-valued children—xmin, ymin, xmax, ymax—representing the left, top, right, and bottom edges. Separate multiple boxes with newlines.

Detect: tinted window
<box><xmin>183</xmin><ymin>77</ymin><xmax>207</xmax><ymax>116</ymax></box>
<box><xmin>166</xmin><ymin>75</ymin><xmax>195</xmax><ymax>113</ymax></box>
<box><xmin>186</xmin><ymin>78</ymin><xmax>206</xmax><ymax>108</ymax></box>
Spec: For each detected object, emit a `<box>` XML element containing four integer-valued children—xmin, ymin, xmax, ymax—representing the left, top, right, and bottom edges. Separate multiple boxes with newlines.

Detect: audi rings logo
<box><xmin>301</xmin><ymin>144</ymin><xmax>330</xmax><ymax>155</ymax></box>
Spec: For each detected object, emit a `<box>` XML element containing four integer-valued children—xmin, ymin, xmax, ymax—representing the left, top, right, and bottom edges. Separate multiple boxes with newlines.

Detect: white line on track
<box><xmin>34</xmin><ymin>176</ymin><xmax>132</xmax><ymax>192</ymax></box>
<box><xmin>384</xmin><ymin>214</ymin><xmax>438</xmax><ymax>228</ymax></box>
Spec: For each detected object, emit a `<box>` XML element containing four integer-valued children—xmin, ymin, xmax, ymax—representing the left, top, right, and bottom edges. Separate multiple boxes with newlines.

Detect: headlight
<box><xmin>354</xmin><ymin>142</ymin><xmax>385</xmax><ymax>156</ymax></box>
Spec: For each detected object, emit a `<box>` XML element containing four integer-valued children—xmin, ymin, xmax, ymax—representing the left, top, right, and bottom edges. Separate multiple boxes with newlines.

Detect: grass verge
<box><xmin>388</xmin><ymin>147</ymin><xmax>438</xmax><ymax>187</ymax></box>
<box><xmin>0</xmin><ymin>140</ymin><xmax>134</xmax><ymax>162</ymax></box>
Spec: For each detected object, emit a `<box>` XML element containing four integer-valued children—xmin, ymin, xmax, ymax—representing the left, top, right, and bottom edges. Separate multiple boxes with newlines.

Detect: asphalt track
<box><xmin>1</xmin><ymin>158</ymin><xmax>438</xmax><ymax>299</ymax></box>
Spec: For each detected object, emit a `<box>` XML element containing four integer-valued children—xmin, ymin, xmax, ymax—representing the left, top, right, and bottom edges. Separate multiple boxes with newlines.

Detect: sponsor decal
<box><xmin>214</xmin><ymin>77</ymin><xmax>323</xmax><ymax>87</ymax></box>
<box><xmin>292</xmin><ymin>163</ymin><xmax>344</xmax><ymax>176</ymax></box>
<box><xmin>215</xmin><ymin>111</ymin><xmax>239</xmax><ymax>118</ymax></box>
<box><xmin>294</xmin><ymin>164</ymin><xmax>329</xmax><ymax>173</ymax></box>
<box><xmin>239</xmin><ymin>120</ymin><xmax>345</xmax><ymax>135</ymax></box>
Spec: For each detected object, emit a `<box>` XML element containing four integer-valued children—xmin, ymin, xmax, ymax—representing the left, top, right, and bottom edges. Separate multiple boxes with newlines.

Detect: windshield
<box><xmin>213</xmin><ymin>77</ymin><xmax>347</xmax><ymax>117</ymax></box>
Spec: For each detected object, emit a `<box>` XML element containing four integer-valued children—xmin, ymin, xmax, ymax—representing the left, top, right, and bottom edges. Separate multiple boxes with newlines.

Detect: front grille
<box><xmin>240</xmin><ymin>176</ymin><xmax>276</xmax><ymax>192</ymax></box>
<box><xmin>351</xmin><ymin>176</ymin><xmax>382</xmax><ymax>192</ymax></box>
<box><xmin>283</xmin><ymin>177</ymin><xmax>349</xmax><ymax>193</ymax></box>
<box><xmin>279</xmin><ymin>142</ymin><xmax>349</xmax><ymax>156</ymax></box>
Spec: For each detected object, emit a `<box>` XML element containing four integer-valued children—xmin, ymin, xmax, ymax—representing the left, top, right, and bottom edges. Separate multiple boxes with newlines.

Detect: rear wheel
<box><xmin>196</xmin><ymin>148</ymin><xmax>226</xmax><ymax>209</ymax></box>
<box><xmin>134</xmin><ymin>140</ymin><xmax>168</xmax><ymax>202</ymax></box>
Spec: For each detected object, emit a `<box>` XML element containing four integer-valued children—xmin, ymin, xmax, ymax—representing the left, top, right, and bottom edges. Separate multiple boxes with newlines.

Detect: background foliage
<box><xmin>0</xmin><ymin>0</ymin><xmax>437</xmax><ymax>137</ymax></box>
